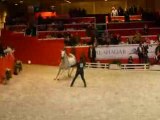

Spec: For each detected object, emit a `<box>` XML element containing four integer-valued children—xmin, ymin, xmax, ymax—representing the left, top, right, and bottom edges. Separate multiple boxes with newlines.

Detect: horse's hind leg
<box><xmin>68</xmin><ymin>68</ymin><xmax>74</xmax><ymax>77</ymax></box>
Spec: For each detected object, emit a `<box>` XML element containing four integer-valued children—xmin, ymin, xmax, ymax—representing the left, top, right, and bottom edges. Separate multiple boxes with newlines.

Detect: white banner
<box><xmin>96</xmin><ymin>44</ymin><xmax>157</xmax><ymax>60</ymax></box>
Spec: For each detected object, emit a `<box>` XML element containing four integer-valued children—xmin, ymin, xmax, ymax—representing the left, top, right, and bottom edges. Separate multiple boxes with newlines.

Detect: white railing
<box><xmin>86</xmin><ymin>62</ymin><xmax>150</xmax><ymax>70</ymax></box>
<box><xmin>121</xmin><ymin>64</ymin><xmax>150</xmax><ymax>70</ymax></box>
<box><xmin>85</xmin><ymin>62</ymin><xmax>109</xmax><ymax>69</ymax></box>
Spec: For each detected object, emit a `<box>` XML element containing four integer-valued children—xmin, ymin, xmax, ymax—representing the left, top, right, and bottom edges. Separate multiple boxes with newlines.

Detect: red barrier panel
<box><xmin>1</xmin><ymin>30</ymin><xmax>64</xmax><ymax>66</ymax></box>
<box><xmin>111</xmin><ymin>16</ymin><xmax>125</xmax><ymax>22</ymax></box>
<box><xmin>130</xmin><ymin>15</ymin><xmax>142</xmax><ymax>21</ymax></box>
<box><xmin>0</xmin><ymin>57</ymin><xmax>5</xmax><ymax>83</ymax></box>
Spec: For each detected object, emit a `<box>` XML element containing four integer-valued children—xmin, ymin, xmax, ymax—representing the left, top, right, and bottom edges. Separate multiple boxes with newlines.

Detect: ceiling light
<box><xmin>64</xmin><ymin>0</ymin><xmax>71</xmax><ymax>4</ymax></box>
<box><xmin>19</xmin><ymin>0</ymin><xmax>23</xmax><ymax>4</ymax></box>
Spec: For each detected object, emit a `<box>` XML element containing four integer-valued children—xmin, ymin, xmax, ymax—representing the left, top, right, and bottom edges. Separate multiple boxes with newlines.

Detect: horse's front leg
<box><xmin>54</xmin><ymin>68</ymin><xmax>61</xmax><ymax>80</ymax></box>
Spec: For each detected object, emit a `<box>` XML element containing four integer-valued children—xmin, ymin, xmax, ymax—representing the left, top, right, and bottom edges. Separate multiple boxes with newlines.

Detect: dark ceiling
<box><xmin>1</xmin><ymin>0</ymin><xmax>80</xmax><ymax>5</ymax></box>
<box><xmin>1</xmin><ymin>0</ymin><xmax>107</xmax><ymax>5</ymax></box>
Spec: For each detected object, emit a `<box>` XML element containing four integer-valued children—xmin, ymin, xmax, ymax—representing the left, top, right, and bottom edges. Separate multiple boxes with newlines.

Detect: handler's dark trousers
<box><xmin>70</xmin><ymin>71</ymin><xmax>87</xmax><ymax>87</ymax></box>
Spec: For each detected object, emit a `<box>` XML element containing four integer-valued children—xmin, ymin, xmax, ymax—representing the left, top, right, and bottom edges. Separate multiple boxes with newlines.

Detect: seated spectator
<box><xmin>133</xmin><ymin>31</ymin><xmax>142</xmax><ymax>44</ymax></box>
<box><xmin>111</xmin><ymin>6</ymin><xmax>118</xmax><ymax>16</ymax></box>
<box><xmin>64</xmin><ymin>35</ymin><xmax>71</xmax><ymax>46</ymax></box>
<box><xmin>70</xmin><ymin>34</ymin><xmax>77</xmax><ymax>46</ymax></box>
<box><xmin>127</xmin><ymin>37</ymin><xmax>134</xmax><ymax>44</ymax></box>
<box><xmin>143</xmin><ymin>24</ymin><xmax>149</xmax><ymax>35</ymax></box>
<box><xmin>74</xmin><ymin>32</ymin><xmax>81</xmax><ymax>45</ymax></box>
<box><xmin>57</xmin><ymin>21</ymin><xmax>64</xmax><ymax>31</ymax></box>
<box><xmin>128</xmin><ymin>56</ymin><xmax>133</xmax><ymax>64</ymax></box>
<box><xmin>116</xmin><ymin>34</ymin><xmax>121</xmax><ymax>44</ymax></box>
<box><xmin>110</xmin><ymin>33</ymin><xmax>120</xmax><ymax>45</ymax></box>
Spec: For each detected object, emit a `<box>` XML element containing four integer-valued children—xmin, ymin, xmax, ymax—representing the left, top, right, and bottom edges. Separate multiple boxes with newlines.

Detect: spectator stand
<box><xmin>121</xmin><ymin>35</ymin><xmax>158</xmax><ymax>43</ymax></box>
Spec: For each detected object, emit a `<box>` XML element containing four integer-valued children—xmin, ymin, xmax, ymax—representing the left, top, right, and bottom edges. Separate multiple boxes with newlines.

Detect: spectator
<box><xmin>70</xmin><ymin>34</ymin><xmax>77</xmax><ymax>46</ymax></box>
<box><xmin>127</xmin><ymin>37</ymin><xmax>134</xmax><ymax>44</ymax></box>
<box><xmin>111</xmin><ymin>6</ymin><xmax>118</xmax><ymax>16</ymax></box>
<box><xmin>137</xmin><ymin>43</ymin><xmax>144</xmax><ymax>63</ymax></box>
<box><xmin>0</xmin><ymin>41</ymin><xmax>5</xmax><ymax>56</ymax></box>
<box><xmin>143</xmin><ymin>42</ymin><xmax>149</xmax><ymax>63</ymax></box>
<box><xmin>124</xmin><ymin>8</ymin><xmax>130</xmax><ymax>22</ymax></box>
<box><xmin>133</xmin><ymin>5</ymin><xmax>137</xmax><ymax>15</ymax></box>
<box><xmin>143</xmin><ymin>24</ymin><xmax>149</xmax><ymax>35</ymax></box>
<box><xmin>88</xmin><ymin>45</ymin><xmax>96</xmax><ymax>63</ymax></box>
<box><xmin>57</xmin><ymin>21</ymin><xmax>64</xmax><ymax>31</ymax></box>
<box><xmin>133</xmin><ymin>31</ymin><xmax>142</xmax><ymax>44</ymax></box>
<box><xmin>110</xmin><ymin>33</ymin><xmax>120</xmax><ymax>45</ymax></box>
<box><xmin>155</xmin><ymin>42</ymin><xmax>160</xmax><ymax>63</ymax></box>
<box><xmin>117</xmin><ymin>6</ymin><xmax>124</xmax><ymax>16</ymax></box>
<box><xmin>128</xmin><ymin>56</ymin><xmax>133</xmax><ymax>64</ymax></box>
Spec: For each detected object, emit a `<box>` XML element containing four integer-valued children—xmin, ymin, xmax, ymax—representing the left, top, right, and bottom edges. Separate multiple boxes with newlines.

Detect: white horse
<box><xmin>54</xmin><ymin>50</ymin><xmax>76</xmax><ymax>80</ymax></box>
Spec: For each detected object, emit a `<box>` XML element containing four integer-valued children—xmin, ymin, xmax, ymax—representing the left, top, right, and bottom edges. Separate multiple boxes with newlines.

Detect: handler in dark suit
<box><xmin>155</xmin><ymin>42</ymin><xmax>160</xmax><ymax>63</ymax></box>
<box><xmin>88</xmin><ymin>45</ymin><xmax>96</xmax><ymax>63</ymax></box>
<box><xmin>137</xmin><ymin>43</ymin><xmax>144</xmax><ymax>63</ymax></box>
<box><xmin>70</xmin><ymin>57</ymin><xmax>87</xmax><ymax>87</ymax></box>
<box><xmin>0</xmin><ymin>41</ymin><xmax>4</xmax><ymax>56</ymax></box>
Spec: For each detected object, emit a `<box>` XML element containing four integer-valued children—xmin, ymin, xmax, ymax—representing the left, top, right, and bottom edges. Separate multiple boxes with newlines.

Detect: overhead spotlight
<box><xmin>19</xmin><ymin>0</ymin><xmax>23</xmax><ymax>4</ymax></box>
<box><xmin>64</xmin><ymin>0</ymin><xmax>71</xmax><ymax>4</ymax></box>
<box><xmin>14</xmin><ymin>3</ymin><xmax>18</xmax><ymax>6</ymax></box>
<box><xmin>50</xmin><ymin>5</ymin><xmax>55</xmax><ymax>11</ymax></box>
<box><xmin>104</xmin><ymin>0</ymin><xmax>108</xmax><ymax>1</ymax></box>
<box><xmin>0</xmin><ymin>0</ymin><xmax>7</xmax><ymax>3</ymax></box>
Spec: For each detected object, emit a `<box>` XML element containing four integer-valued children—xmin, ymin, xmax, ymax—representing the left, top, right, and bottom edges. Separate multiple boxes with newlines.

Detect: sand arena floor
<box><xmin>0</xmin><ymin>64</ymin><xmax>160</xmax><ymax>120</ymax></box>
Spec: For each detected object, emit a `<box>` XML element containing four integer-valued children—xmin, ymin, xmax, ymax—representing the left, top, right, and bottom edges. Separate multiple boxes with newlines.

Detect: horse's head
<box><xmin>61</xmin><ymin>50</ymin><xmax>66</xmax><ymax>59</ymax></box>
<box><xmin>60</xmin><ymin>50</ymin><xmax>76</xmax><ymax>68</ymax></box>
